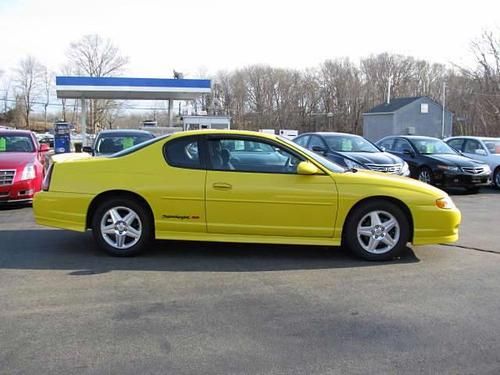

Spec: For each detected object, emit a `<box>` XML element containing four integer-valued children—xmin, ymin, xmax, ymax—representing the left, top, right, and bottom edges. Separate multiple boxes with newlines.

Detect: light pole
<box><xmin>327</xmin><ymin>112</ymin><xmax>334</xmax><ymax>130</ymax></box>
<box><xmin>441</xmin><ymin>81</ymin><xmax>446</xmax><ymax>138</ymax></box>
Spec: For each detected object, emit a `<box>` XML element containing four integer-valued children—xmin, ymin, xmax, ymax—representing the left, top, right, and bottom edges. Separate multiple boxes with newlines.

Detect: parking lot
<box><xmin>1</xmin><ymin>188</ymin><xmax>499</xmax><ymax>374</ymax></box>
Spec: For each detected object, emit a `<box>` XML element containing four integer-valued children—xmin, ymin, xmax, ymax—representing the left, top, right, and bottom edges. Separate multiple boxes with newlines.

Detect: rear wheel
<box><xmin>344</xmin><ymin>200</ymin><xmax>410</xmax><ymax>261</ymax></box>
<box><xmin>418</xmin><ymin>167</ymin><xmax>433</xmax><ymax>184</ymax></box>
<box><xmin>91</xmin><ymin>198</ymin><xmax>152</xmax><ymax>256</ymax></box>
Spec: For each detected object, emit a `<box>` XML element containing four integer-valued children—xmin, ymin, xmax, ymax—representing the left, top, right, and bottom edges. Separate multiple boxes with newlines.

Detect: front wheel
<box><xmin>91</xmin><ymin>198</ymin><xmax>152</xmax><ymax>256</ymax></box>
<box><xmin>344</xmin><ymin>200</ymin><xmax>410</xmax><ymax>261</ymax></box>
<box><xmin>418</xmin><ymin>167</ymin><xmax>433</xmax><ymax>184</ymax></box>
<box><xmin>494</xmin><ymin>168</ymin><xmax>500</xmax><ymax>189</ymax></box>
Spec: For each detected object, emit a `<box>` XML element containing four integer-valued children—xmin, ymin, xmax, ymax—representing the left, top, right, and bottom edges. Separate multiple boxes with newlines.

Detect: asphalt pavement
<box><xmin>0</xmin><ymin>188</ymin><xmax>499</xmax><ymax>374</ymax></box>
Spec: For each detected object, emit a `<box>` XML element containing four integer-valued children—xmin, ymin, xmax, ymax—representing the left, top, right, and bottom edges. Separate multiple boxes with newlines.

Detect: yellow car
<box><xmin>33</xmin><ymin>130</ymin><xmax>461</xmax><ymax>260</ymax></box>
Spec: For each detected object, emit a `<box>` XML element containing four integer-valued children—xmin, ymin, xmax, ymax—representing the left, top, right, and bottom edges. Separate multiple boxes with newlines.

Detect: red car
<box><xmin>0</xmin><ymin>129</ymin><xmax>49</xmax><ymax>204</ymax></box>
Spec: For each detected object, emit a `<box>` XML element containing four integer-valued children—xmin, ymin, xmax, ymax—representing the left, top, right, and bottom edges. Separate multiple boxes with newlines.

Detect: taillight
<box><xmin>42</xmin><ymin>164</ymin><xmax>54</xmax><ymax>191</ymax></box>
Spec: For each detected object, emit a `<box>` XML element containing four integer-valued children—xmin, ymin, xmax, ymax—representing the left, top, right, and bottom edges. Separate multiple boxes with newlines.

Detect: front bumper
<box><xmin>0</xmin><ymin>180</ymin><xmax>37</xmax><ymax>203</ymax></box>
<box><xmin>412</xmin><ymin>205</ymin><xmax>461</xmax><ymax>246</ymax></box>
<box><xmin>433</xmin><ymin>171</ymin><xmax>491</xmax><ymax>188</ymax></box>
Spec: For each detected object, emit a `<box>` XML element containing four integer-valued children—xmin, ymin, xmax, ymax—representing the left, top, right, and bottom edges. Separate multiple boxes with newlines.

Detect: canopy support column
<box><xmin>80</xmin><ymin>98</ymin><xmax>87</xmax><ymax>146</ymax></box>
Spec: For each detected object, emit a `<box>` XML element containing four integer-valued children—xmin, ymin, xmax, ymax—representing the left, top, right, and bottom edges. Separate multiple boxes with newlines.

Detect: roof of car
<box><xmin>0</xmin><ymin>129</ymin><xmax>33</xmax><ymax>135</ymax></box>
<box><xmin>381</xmin><ymin>135</ymin><xmax>441</xmax><ymax>140</ymax></box>
<box><xmin>298</xmin><ymin>132</ymin><xmax>363</xmax><ymax>137</ymax></box>
<box><xmin>98</xmin><ymin>129</ymin><xmax>154</xmax><ymax>135</ymax></box>
<box><xmin>446</xmin><ymin>136</ymin><xmax>500</xmax><ymax>140</ymax></box>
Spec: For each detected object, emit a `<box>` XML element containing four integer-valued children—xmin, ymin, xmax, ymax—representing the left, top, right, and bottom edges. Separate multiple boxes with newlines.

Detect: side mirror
<box><xmin>403</xmin><ymin>149</ymin><xmax>415</xmax><ymax>157</ymax></box>
<box><xmin>82</xmin><ymin>146</ymin><xmax>93</xmax><ymax>154</ymax></box>
<box><xmin>39</xmin><ymin>144</ymin><xmax>50</xmax><ymax>152</ymax></box>
<box><xmin>297</xmin><ymin>161</ymin><xmax>320</xmax><ymax>175</ymax></box>
<box><xmin>379</xmin><ymin>146</ymin><xmax>386</xmax><ymax>152</ymax></box>
<box><xmin>311</xmin><ymin>145</ymin><xmax>327</xmax><ymax>153</ymax></box>
<box><xmin>475</xmin><ymin>149</ymin><xmax>487</xmax><ymax>156</ymax></box>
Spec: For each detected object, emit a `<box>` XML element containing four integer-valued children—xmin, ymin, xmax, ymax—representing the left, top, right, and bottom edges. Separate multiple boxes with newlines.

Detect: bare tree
<box><xmin>14</xmin><ymin>56</ymin><xmax>45</xmax><ymax>129</ymax></box>
<box><xmin>66</xmin><ymin>34</ymin><xmax>129</xmax><ymax>133</ymax></box>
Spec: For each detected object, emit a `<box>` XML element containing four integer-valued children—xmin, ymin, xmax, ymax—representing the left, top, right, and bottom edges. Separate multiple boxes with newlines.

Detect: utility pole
<box><xmin>387</xmin><ymin>75</ymin><xmax>392</xmax><ymax>104</ymax></box>
<box><xmin>441</xmin><ymin>81</ymin><xmax>446</xmax><ymax>138</ymax></box>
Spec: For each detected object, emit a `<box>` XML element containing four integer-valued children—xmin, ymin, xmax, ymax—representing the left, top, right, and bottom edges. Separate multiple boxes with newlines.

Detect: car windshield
<box><xmin>411</xmin><ymin>138</ymin><xmax>456</xmax><ymax>155</ymax></box>
<box><xmin>95</xmin><ymin>133</ymin><xmax>154</xmax><ymax>155</ymax></box>
<box><xmin>482</xmin><ymin>139</ymin><xmax>500</xmax><ymax>154</ymax></box>
<box><xmin>278</xmin><ymin>136</ymin><xmax>345</xmax><ymax>173</ymax></box>
<box><xmin>324</xmin><ymin>135</ymin><xmax>379</xmax><ymax>152</ymax></box>
<box><xmin>0</xmin><ymin>134</ymin><xmax>35</xmax><ymax>153</ymax></box>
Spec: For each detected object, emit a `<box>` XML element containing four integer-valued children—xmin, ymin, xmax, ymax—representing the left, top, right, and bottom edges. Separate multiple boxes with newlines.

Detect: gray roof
<box><xmin>365</xmin><ymin>97</ymin><xmax>424</xmax><ymax>114</ymax></box>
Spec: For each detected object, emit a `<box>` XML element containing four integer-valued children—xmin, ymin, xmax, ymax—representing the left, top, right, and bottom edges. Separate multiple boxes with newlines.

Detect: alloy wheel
<box><xmin>100</xmin><ymin>206</ymin><xmax>142</xmax><ymax>250</ymax></box>
<box><xmin>356</xmin><ymin>210</ymin><xmax>400</xmax><ymax>254</ymax></box>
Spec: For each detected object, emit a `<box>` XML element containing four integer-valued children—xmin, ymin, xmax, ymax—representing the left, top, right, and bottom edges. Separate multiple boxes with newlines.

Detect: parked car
<box><xmin>376</xmin><ymin>135</ymin><xmax>491</xmax><ymax>192</ymax></box>
<box><xmin>34</xmin><ymin>130</ymin><xmax>461</xmax><ymax>261</ymax></box>
<box><xmin>293</xmin><ymin>132</ymin><xmax>410</xmax><ymax>176</ymax></box>
<box><xmin>82</xmin><ymin>129</ymin><xmax>155</xmax><ymax>156</ymax></box>
<box><xmin>445</xmin><ymin>136</ymin><xmax>500</xmax><ymax>189</ymax></box>
<box><xmin>0</xmin><ymin>129</ymin><xmax>49</xmax><ymax>203</ymax></box>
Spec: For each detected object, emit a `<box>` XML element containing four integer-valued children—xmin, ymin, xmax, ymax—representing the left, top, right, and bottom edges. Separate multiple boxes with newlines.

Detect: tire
<box><xmin>418</xmin><ymin>167</ymin><xmax>433</xmax><ymax>185</ymax></box>
<box><xmin>91</xmin><ymin>198</ymin><xmax>153</xmax><ymax>256</ymax></box>
<box><xmin>344</xmin><ymin>200</ymin><xmax>410</xmax><ymax>261</ymax></box>
<box><xmin>494</xmin><ymin>168</ymin><xmax>500</xmax><ymax>190</ymax></box>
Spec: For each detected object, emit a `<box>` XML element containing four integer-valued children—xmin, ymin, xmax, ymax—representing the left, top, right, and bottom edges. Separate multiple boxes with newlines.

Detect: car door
<box><xmin>155</xmin><ymin>135</ymin><xmax>207</xmax><ymax>234</ymax></box>
<box><xmin>391</xmin><ymin>138</ymin><xmax>419</xmax><ymax>175</ymax></box>
<box><xmin>204</xmin><ymin>135</ymin><xmax>338</xmax><ymax>238</ymax></box>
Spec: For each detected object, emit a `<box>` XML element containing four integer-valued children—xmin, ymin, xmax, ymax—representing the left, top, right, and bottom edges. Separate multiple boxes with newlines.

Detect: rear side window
<box><xmin>164</xmin><ymin>137</ymin><xmax>203</xmax><ymax>169</ymax></box>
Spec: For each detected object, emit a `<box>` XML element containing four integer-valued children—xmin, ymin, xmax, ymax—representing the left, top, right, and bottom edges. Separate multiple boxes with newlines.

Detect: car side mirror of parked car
<box><xmin>403</xmin><ymin>149</ymin><xmax>415</xmax><ymax>157</ymax></box>
<box><xmin>297</xmin><ymin>161</ymin><xmax>320</xmax><ymax>175</ymax></box>
<box><xmin>82</xmin><ymin>146</ymin><xmax>93</xmax><ymax>154</ymax></box>
<box><xmin>379</xmin><ymin>146</ymin><xmax>386</xmax><ymax>152</ymax></box>
<box><xmin>39</xmin><ymin>144</ymin><xmax>50</xmax><ymax>152</ymax></box>
<box><xmin>475</xmin><ymin>149</ymin><xmax>487</xmax><ymax>156</ymax></box>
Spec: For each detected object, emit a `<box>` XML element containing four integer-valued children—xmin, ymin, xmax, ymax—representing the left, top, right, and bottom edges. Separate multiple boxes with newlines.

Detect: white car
<box><xmin>446</xmin><ymin>136</ymin><xmax>500</xmax><ymax>188</ymax></box>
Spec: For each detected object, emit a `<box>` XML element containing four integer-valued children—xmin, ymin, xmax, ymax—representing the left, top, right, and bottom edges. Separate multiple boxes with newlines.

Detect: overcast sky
<box><xmin>1</xmin><ymin>0</ymin><xmax>499</xmax><ymax>78</ymax></box>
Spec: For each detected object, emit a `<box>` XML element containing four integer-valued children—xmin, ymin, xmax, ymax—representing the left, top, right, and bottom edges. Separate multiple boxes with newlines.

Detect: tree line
<box><xmin>1</xmin><ymin>31</ymin><xmax>499</xmax><ymax>137</ymax></box>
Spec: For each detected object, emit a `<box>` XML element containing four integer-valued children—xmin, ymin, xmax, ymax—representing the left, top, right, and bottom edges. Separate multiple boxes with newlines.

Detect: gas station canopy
<box><xmin>55</xmin><ymin>76</ymin><xmax>211</xmax><ymax>100</ymax></box>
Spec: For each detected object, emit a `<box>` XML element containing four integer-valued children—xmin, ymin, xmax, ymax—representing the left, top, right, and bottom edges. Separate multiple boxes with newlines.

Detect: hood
<box><xmin>336</xmin><ymin>169</ymin><xmax>446</xmax><ymax>197</ymax></box>
<box><xmin>338</xmin><ymin>151</ymin><xmax>403</xmax><ymax>165</ymax></box>
<box><xmin>0</xmin><ymin>152</ymin><xmax>36</xmax><ymax>169</ymax></box>
<box><xmin>425</xmin><ymin>153</ymin><xmax>486</xmax><ymax>167</ymax></box>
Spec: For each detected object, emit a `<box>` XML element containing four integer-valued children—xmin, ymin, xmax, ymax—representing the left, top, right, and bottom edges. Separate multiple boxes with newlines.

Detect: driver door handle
<box><xmin>212</xmin><ymin>182</ymin><xmax>232</xmax><ymax>190</ymax></box>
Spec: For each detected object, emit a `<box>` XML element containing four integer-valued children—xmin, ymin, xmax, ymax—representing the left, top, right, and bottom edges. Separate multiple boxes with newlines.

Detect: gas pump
<box><xmin>54</xmin><ymin>121</ymin><xmax>71</xmax><ymax>154</ymax></box>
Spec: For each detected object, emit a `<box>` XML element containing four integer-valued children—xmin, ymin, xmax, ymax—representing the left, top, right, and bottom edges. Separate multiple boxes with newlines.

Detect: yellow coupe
<box><xmin>33</xmin><ymin>130</ymin><xmax>461</xmax><ymax>260</ymax></box>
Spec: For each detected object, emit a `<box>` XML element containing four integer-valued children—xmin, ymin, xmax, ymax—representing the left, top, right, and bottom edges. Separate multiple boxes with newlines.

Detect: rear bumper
<box><xmin>33</xmin><ymin>191</ymin><xmax>93</xmax><ymax>232</ymax></box>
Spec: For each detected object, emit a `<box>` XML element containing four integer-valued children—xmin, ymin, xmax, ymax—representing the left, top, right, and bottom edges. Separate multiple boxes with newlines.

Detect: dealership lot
<box><xmin>1</xmin><ymin>189</ymin><xmax>499</xmax><ymax>374</ymax></box>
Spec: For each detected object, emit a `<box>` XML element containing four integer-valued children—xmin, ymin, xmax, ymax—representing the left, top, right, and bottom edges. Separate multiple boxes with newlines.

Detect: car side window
<box><xmin>378</xmin><ymin>138</ymin><xmax>394</xmax><ymax>151</ymax></box>
<box><xmin>308</xmin><ymin>135</ymin><xmax>326</xmax><ymax>150</ymax></box>
<box><xmin>464</xmin><ymin>140</ymin><xmax>484</xmax><ymax>154</ymax></box>
<box><xmin>207</xmin><ymin>137</ymin><xmax>303</xmax><ymax>174</ymax></box>
<box><xmin>447</xmin><ymin>139</ymin><xmax>464</xmax><ymax>152</ymax></box>
<box><xmin>392</xmin><ymin>139</ymin><xmax>413</xmax><ymax>153</ymax></box>
<box><xmin>294</xmin><ymin>135</ymin><xmax>310</xmax><ymax>148</ymax></box>
<box><xmin>163</xmin><ymin>137</ymin><xmax>202</xmax><ymax>169</ymax></box>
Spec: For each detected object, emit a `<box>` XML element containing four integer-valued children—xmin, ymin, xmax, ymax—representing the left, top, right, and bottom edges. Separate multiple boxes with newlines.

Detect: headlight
<box><xmin>20</xmin><ymin>163</ymin><xmax>36</xmax><ymax>180</ymax></box>
<box><xmin>483</xmin><ymin>165</ymin><xmax>491</xmax><ymax>174</ymax></box>
<box><xmin>436</xmin><ymin>196</ymin><xmax>456</xmax><ymax>209</ymax></box>
<box><xmin>344</xmin><ymin>159</ymin><xmax>365</xmax><ymax>170</ymax></box>
<box><xmin>437</xmin><ymin>165</ymin><xmax>459</xmax><ymax>172</ymax></box>
<box><xmin>400</xmin><ymin>162</ymin><xmax>410</xmax><ymax>176</ymax></box>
